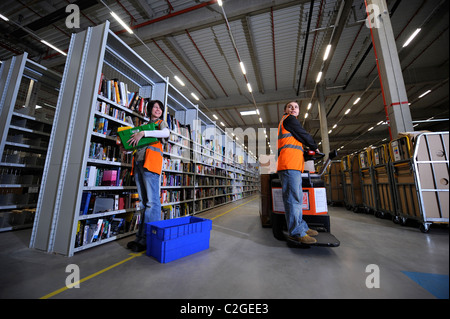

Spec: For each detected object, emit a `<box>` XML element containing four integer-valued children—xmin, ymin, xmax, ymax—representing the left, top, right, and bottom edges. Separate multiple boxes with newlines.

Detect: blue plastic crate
<box><xmin>146</xmin><ymin>216</ymin><xmax>212</xmax><ymax>263</ymax></box>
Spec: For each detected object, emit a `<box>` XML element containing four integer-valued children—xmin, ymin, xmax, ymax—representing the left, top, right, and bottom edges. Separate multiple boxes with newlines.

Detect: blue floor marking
<box><xmin>402</xmin><ymin>271</ymin><xmax>449</xmax><ymax>299</ymax></box>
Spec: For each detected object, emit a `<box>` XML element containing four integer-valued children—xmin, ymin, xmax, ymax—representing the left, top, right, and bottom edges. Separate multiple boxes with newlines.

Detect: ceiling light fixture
<box><xmin>353</xmin><ymin>97</ymin><xmax>361</xmax><ymax>104</ymax></box>
<box><xmin>240</xmin><ymin>61</ymin><xmax>246</xmax><ymax>75</ymax></box>
<box><xmin>316</xmin><ymin>71</ymin><xmax>323</xmax><ymax>83</ymax></box>
<box><xmin>240</xmin><ymin>110</ymin><xmax>257</xmax><ymax>116</ymax></box>
<box><xmin>191</xmin><ymin>93</ymin><xmax>199</xmax><ymax>101</ymax></box>
<box><xmin>213</xmin><ymin>114</ymin><xmax>218</xmax><ymax>120</ymax></box>
<box><xmin>345</xmin><ymin>108</ymin><xmax>351</xmax><ymax>115</ymax></box>
<box><xmin>41</xmin><ymin>40</ymin><xmax>67</xmax><ymax>56</ymax></box>
<box><xmin>110</xmin><ymin>11</ymin><xmax>133</xmax><ymax>34</ymax></box>
<box><xmin>323</xmin><ymin>44</ymin><xmax>332</xmax><ymax>61</ymax></box>
<box><xmin>247</xmin><ymin>83</ymin><xmax>252</xmax><ymax>92</ymax></box>
<box><xmin>218</xmin><ymin>0</ymin><xmax>223</xmax><ymax>6</ymax></box>
<box><xmin>0</xmin><ymin>13</ymin><xmax>9</xmax><ymax>21</ymax></box>
<box><xmin>403</xmin><ymin>28</ymin><xmax>421</xmax><ymax>47</ymax></box>
<box><xmin>174</xmin><ymin>75</ymin><xmax>185</xmax><ymax>86</ymax></box>
<box><xmin>418</xmin><ymin>89</ymin><xmax>431</xmax><ymax>98</ymax></box>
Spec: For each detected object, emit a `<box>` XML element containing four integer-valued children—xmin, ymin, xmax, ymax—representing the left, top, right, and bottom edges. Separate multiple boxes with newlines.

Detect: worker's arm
<box><xmin>143</xmin><ymin>127</ymin><xmax>169</xmax><ymax>138</ymax></box>
<box><xmin>128</xmin><ymin>121</ymin><xmax>170</xmax><ymax>146</ymax></box>
<box><xmin>283</xmin><ymin>115</ymin><xmax>319</xmax><ymax>151</ymax></box>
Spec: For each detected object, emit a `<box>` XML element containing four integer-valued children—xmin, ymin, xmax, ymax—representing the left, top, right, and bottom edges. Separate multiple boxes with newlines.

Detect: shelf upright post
<box><xmin>30</xmin><ymin>22</ymin><xmax>110</xmax><ymax>256</ymax></box>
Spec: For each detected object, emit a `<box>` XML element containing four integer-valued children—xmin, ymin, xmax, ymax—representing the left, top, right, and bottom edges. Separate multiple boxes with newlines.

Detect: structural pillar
<box><xmin>317</xmin><ymin>84</ymin><xmax>330</xmax><ymax>159</ymax></box>
<box><xmin>365</xmin><ymin>0</ymin><xmax>414</xmax><ymax>139</ymax></box>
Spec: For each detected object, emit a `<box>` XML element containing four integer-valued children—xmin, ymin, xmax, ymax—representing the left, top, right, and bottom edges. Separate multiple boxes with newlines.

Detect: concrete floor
<box><xmin>0</xmin><ymin>195</ymin><xmax>448</xmax><ymax>300</ymax></box>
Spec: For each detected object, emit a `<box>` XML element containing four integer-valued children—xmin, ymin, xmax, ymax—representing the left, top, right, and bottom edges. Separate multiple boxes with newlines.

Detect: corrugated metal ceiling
<box><xmin>0</xmin><ymin>0</ymin><xmax>448</xmax><ymax>157</ymax></box>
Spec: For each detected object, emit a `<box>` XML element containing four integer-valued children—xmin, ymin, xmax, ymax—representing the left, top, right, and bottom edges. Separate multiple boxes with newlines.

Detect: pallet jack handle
<box><xmin>314</xmin><ymin>150</ymin><xmax>338</xmax><ymax>177</ymax></box>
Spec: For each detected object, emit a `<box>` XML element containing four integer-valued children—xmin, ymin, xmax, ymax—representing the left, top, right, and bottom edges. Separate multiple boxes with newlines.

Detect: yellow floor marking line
<box><xmin>40</xmin><ymin>251</ymin><xmax>145</xmax><ymax>299</ymax></box>
<box><xmin>210</xmin><ymin>196</ymin><xmax>258</xmax><ymax>221</ymax></box>
<box><xmin>40</xmin><ymin>196</ymin><xmax>258</xmax><ymax>299</ymax></box>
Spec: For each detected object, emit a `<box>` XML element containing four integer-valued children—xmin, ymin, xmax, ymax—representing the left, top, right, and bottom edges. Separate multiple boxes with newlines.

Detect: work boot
<box><xmin>301</xmin><ymin>235</ymin><xmax>317</xmax><ymax>244</ymax></box>
<box><xmin>306</xmin><ymin>229</ymin><xmax>319</xmax><ymax>236</ymax></box>
<box><xmin>288</xmin><ymin>234</ymin><xmax>317</xmax><ymax>244</ymax></box>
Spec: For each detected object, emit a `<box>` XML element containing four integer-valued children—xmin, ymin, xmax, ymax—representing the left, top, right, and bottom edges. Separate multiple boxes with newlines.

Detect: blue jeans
<box><xmin>278</xmin><ymin>170</ymin><xmax>309</xmax><ymax>237</ymax></box>
<box><xmin>133</xmin><ymin>161</ymin><xmax>161</xmax><ymax>244</ymax></box>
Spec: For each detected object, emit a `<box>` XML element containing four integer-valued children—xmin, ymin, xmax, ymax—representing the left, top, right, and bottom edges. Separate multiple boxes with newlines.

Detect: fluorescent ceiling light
<box><xmin>323</xmin><ymin>44</ymin><xmax>332</xmax><ymax>61</ymax></box>
<box><xmin>316</xmin><ymin>71</ymin><xmax>322</xmax><ymax>83</ymax></box>
<box><xmin>218</xmin><ymin>0</ymin><xmax>223</xmax><ymax>6</ymax></box>
<box><xmin>240</xmin><ymin>62</ymin><xmax>246</xmax><ymax>75</ymax></box>
<box><xmin>247</xmin><ymin>83</ymin><xmax>252</xmax><ymax>92</ymax></box>
<box><xmin>368</xmin><ymin>126</ymin><xmax>374</xmax><ymax>131</ymax></box>
<box><xmin>111</xmin><ymin>11</ymin><xmax>133</xmax><ymax>34</ymax></box>
<box><xmin>328</xmin><ymin>130</ymin><xmax>332</xmax><ymax>134</ymax></box>
<box><xmin>403</xmin><ymin>28</ymin><xmax>421</xmax><ymax>47</ymax></box>
<box><xmin>345</xmin><ymin>108</ymin><xmax>351</xmax><ymax>115</ymax></box>
<box><xmin>41</xmin><ymin>40</ymin><xmax>67</xmax><ymax>56</ymax></box>
<box><xmin>0</xmin><ymin>13</ymin><xmax>9</xmax><ymax>21</ymax></box>
<box><xmin>307</xmin><ymin>103</ymin><xmax>312</xmax><ymax>110</ymax></box>
<box><xmin>220</xmin><ymin>122</ymin><xmax>225</xmax><ymax>126</ymax></box>
<box><xmin>191</xmin><ymin>93</ymin><xmax>199</xmax><ymax>100</ymax></box>
<box><xmin>353</xmin><ymin>97</ymin><xmax>361</xmax><ymax>104</ymax></box>
<box><xmin>304</xmin><ymin>113</ymin><xmax>309</xmax><ymax>118</ymax></box>
<box><xmin>240</xmin><ymin>110</ymin><xmax>257</xmax><ymax>116</ymax></box>
<box><xmin>213</xmin><ymin>114</ymin><xmax>218</xmax><ymax>120</ymax></box>
<box><xmin>418</xmin><ymin>89</ymin><xmax>431</xmax><ymax>98</ymax></box>
<box><xmin>174</xmin><ymin>75</ymin><xmax>185</xmax><ymax>86</ymax></box>
<box><xmin>332</xmin><ymin>124</ymin><xmax>337</xmax><ymax>129</ymax></box>
<box><xmin>259</xmin><ymin>117</ymin><xmax>263</xmax><ymax>123</ymax></box>
<box><xmin>35</xmin><ymin>105</ymin><xmax>42</xmax><ymax>109</ymax></box>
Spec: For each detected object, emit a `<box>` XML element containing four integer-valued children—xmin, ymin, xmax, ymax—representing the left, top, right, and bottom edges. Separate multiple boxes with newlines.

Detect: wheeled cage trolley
<box><xmin>341</xmin><ymin>155</ymin><xmax>364</xmax><ymax>212</ymax></box>
<box><xmin>324</xmin><ymin>160</ymin><xmax>344</xmax><ymax>206</ymax></box>
<box><xmin>389</xmin><ymin>132</ymin><xmax>449</xmax><ymax>232</ymax></box>
<box><xmin>371</xmin><ymin>144</ymin><xmax>396</xmax><ymax>219</ymax></box>
<box><xmin>358</xmin><ymin>148</ymin><xmax>378</xmax><ymax>214</ymax></box>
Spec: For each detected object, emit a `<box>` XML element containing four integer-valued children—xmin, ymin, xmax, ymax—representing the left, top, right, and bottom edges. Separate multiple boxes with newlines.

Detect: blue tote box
<box><xmin>146</xmin><ymin>216</ymin><xmax>212</xmax><ymax>263</ymax></box>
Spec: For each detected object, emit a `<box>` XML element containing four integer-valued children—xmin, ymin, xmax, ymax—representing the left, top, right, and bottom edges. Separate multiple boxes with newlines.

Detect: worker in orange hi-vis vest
<box><xmin>277</xmin><ymin>101</ymin><xmax>321</xmax><ymax>244</ymax></box>
<box><xmin>126</xmin><ymin>99</ymin><xmax>170</xmax><ymax>252</ymax></box>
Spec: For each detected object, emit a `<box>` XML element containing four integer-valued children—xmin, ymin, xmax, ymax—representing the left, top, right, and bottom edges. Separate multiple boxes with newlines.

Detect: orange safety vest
<box><xmin>277</xmin><ymin>114</ymin><xmax>305</xmax><ymax>172</ymax></box>
<box><xmin>132</xmin><ymin>119</ymin><xmax>164</xmax><ymax>175</ymax></box>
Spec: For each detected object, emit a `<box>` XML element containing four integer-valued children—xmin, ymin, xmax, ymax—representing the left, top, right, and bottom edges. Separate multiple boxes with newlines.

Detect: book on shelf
<box><xmin>84</xmin><ymin>166</ymin><xmax>131</xmax><ymax>187</ymax></box>
<box><xmin>98</xmin><ymin>73</ymin><xmax>148</xmax><ymax>118</ymax></box>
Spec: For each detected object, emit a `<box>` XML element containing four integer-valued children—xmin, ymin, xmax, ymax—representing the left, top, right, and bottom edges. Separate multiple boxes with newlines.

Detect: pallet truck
<box><xmin>270</xmin><ymin>150</ymin><xmax>340</xmax><ymax>248</ymax></box>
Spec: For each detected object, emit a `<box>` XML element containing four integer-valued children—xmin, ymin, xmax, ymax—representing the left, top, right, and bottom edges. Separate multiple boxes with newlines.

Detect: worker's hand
<box><xmin>128</xmin><ymin>131</ymin><xmax>145</xmax><ymax>147</ymax></box>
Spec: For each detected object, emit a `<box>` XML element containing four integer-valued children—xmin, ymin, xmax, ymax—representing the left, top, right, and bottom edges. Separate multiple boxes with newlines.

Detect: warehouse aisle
<box><xmin>0</xmin><ymin>195</ymin><xmax>448</xmax><ymax>299</ymax></box>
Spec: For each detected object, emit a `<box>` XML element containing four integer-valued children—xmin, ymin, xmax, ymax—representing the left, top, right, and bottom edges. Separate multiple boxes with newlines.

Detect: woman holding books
<box><xmin>126</xmin><ymin>99</ymin><xmax>170</xmax><ymax>252</ymax></box>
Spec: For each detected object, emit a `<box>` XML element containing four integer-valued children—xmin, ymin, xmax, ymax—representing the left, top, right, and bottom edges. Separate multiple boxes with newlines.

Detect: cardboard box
<box><xmin>259</xmin><ymin>155</ymin><xmax>277</xmax><ymax>174</ymax></box>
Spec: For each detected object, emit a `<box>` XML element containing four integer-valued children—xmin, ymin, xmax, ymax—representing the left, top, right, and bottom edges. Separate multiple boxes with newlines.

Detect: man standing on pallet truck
<box><xmin>277</xmin><ymin>101</ymin><xmax>321</xmax><ymax>244</ymax></box>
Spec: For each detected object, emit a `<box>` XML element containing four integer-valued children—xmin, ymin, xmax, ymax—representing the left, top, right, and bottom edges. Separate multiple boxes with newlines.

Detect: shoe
<box><xmin>306</xmin><ymin>229</ymin><xmax>319</xmax><ymax>237</ymax></box>
<box><xmin>127</xmin><ymin>240</ymin><xmax>138</xmax><ymax>249</ymax></box>
<box><xmin>300</xmin><ymin>235</ymin><xmax>317</xmax><ymax>244</ymax></box>
<box><xmin>131</xmin><ymin>242</ymin><xmax>146</xmax><ymax>252</ymax></box>
<box><xmin>288</xmin><ymin>234</ymin><xmax>317</xmax><ymax>244</ymax></box>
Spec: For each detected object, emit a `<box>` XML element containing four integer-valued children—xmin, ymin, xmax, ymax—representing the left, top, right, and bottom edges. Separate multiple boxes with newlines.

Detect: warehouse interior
<box><xmin>0</xmin><ymin>0</ymin><xmax>448</xmax><ymax>302</ymax></box>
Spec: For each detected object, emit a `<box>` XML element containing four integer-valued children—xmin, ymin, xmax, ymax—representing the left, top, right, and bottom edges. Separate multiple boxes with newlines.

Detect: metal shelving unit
<box><xmin>0</xmin><ymin>53</ymin><xmax>61</xmax><ymax>232</ymax></box>
<box><xmin>29</xmin><ymin>22</ymin><xmax>259</xmax><ymax>257</ymax></box>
